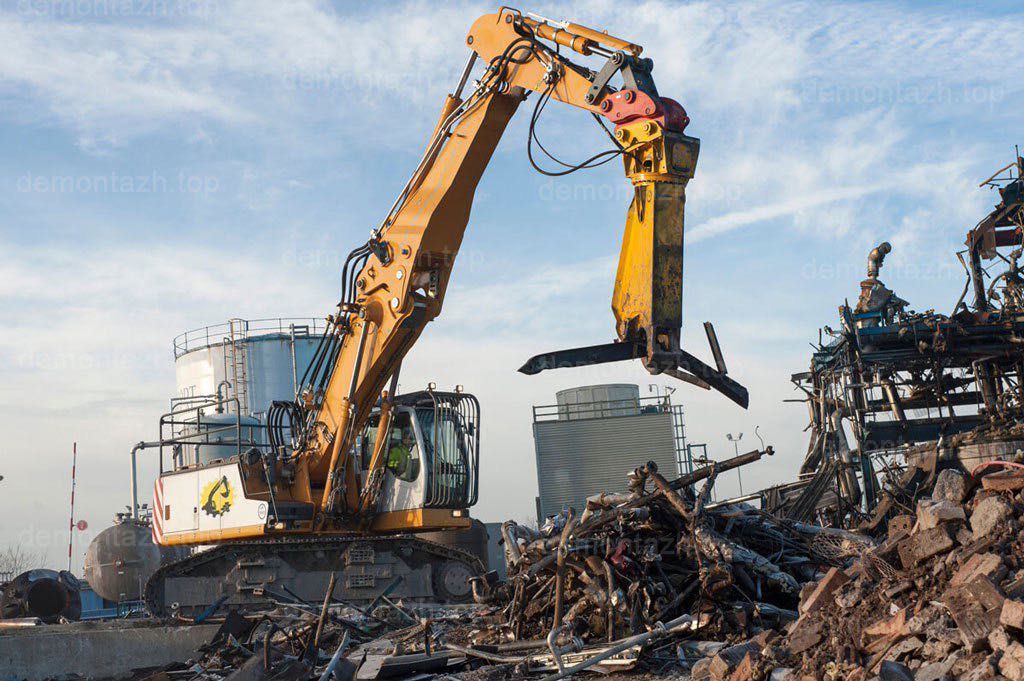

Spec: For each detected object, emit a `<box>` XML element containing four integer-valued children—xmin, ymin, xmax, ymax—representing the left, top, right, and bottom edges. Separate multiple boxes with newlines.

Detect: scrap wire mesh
<box><xmin>808</xmin><ymin>532</ymin><xmax>873</xmax><ymax>564</ymax></box>
<box><xmin>864</xmin><ymin>550</ymin><xmax>900</xmax><ymax>580</ymax></box>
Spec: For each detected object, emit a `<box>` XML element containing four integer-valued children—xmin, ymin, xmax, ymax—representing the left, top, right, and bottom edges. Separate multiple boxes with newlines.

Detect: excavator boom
<box><xmin>299</xmin><ymin>8</ymin><xmax>747</xmax><ymax>527</ymax></box>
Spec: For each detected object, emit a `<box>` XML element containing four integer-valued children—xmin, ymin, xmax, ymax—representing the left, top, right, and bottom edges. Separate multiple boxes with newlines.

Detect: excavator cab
<box><xmin>358</xmin><ymin>390</ymin><xmax>480</xmax><ymax>514</ymax></box>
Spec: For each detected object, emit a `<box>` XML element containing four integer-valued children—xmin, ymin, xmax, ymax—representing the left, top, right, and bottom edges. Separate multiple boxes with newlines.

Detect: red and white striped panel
<box><xmin>152</xmin><ymin>478</ymin><xmax>164</xmax><ymax>544</ymax></box>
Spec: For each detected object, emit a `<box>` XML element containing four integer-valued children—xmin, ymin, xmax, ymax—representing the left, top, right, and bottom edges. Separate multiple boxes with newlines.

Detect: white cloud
<box><xmin>690</xmin><ymin>182</ymin><xmax>888</xmax><ymax>242</ymax></box>
<box><xmin>3</xmin><ymin>1</ymin><xmax>1020</xmax><ymax>147</ymax></box>
<box><xmin>0</xmin><ymin>1</ymin><xmax>487</xmax><ymax>147</ymax></box>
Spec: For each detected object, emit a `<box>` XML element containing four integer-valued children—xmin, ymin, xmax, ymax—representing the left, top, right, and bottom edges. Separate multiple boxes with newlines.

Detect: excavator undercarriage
<box><xmin>145</xmin><ymin>535</ymin><xmax>483</xmax><ymax>618</ymax></box>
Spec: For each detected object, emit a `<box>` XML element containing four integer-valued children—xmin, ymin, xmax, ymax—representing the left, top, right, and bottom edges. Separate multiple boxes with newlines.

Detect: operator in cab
<box><xmin>387</xmin><ymin>428</ymin><xmax>415</xmax><ymax>477</ymax></box>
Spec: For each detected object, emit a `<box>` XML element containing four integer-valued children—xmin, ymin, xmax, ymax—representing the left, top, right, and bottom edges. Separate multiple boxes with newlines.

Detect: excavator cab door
<box><xmin>370</xmin><ymin>407</ymin><xmax>426</xmax><ymax>513</ymax></box>
<box><xmin>361</xmin><ymin>390</ymin><xmax>480</xmax><ymax>514</ymax></box>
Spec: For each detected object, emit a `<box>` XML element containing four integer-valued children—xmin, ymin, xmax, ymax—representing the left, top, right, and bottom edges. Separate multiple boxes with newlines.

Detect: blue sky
<box><xmin>1</xmin><ymin>0</ymin><xmax>1022</xmax><ymax>572</ymax></box>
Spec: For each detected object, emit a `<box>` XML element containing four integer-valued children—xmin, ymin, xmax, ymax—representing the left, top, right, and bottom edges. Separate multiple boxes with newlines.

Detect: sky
<box><xmin>0</xmin><ymin>0</ymin><xmax>1022</xmax><ymax>574</ymax></box>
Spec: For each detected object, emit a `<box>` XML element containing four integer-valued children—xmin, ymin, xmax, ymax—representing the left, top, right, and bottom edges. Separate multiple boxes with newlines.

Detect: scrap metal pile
<box><xmin>76</xmin><ymin>451</ymin><xmax>1024</xmax><ymax>681</ymax></box>
<box><xmin>124</xmin><ymin>583</ymin><xmax>485</xmax><ymax>680</ymax></box>
<box><xmin>126</xmin><ymin>448</ymin><xmax>878</xmax><ymax>681</ymax></box>
<box><xmin>0</xmin><ymin>568</ymin><xmax>81</xmax><ymax>624</ymax></box>
<box><xmin>473</xmin><ymin>448</ymin><xmax>863</xmax><ymax>652</ymax></box>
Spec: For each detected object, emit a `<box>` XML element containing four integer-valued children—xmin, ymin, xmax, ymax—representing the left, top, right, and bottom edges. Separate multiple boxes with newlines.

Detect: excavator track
<box><xmin>145</xmin><ymin>534</ymin><xmax>485</xmax><ymax>618</ymax></box>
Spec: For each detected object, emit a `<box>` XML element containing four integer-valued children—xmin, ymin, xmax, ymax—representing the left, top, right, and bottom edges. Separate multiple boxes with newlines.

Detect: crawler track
<box><xmin>145</xmin><ymin>534</ymin><xmax>485</xmax><ymax>617</ymax></box>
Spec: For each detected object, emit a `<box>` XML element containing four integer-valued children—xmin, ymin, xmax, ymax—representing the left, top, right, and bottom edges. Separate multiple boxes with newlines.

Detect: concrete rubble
<box><xmin>761</xmin><ymin>462</ymin><xmax>1024</xmax><ymax>680</ymax></box>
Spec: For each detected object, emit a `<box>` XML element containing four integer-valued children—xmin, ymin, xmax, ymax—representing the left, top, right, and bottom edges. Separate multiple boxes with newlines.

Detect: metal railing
<box><xmin>173</xmin><ymin>317</ymin><xmax>327</xmax><ymax>357</ymax></box>
<box><xmin>532</xmin><ymin>394</ymin><xmax>673</xmax><ymax>423</ymax></box>
<box><xmin>156</xmin><ymin>397</ymin><xmax>267</xmax><ymax>473</ymax></box>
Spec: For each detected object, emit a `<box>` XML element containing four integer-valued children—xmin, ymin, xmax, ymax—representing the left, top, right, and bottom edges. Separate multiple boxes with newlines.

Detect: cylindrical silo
<box><xmin>555</xmin><ymin>384</ymin><xmax>641</xmax><ymax>420</ymax></box>
<box><xmin>172</xmin><ymin>318</ymin><xmax>325</xmax><ymax>418</ymax></box>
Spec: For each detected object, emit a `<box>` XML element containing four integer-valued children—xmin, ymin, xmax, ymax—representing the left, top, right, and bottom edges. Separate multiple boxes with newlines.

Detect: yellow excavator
<box><xmin>145</xmin><ymin>8</ymin><xmax>747</xmax><ymax>615</ymax></box>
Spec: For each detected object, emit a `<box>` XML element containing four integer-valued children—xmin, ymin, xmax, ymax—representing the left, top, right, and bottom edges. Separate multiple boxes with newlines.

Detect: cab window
<box><xmin>385</xmin><ymin>412</ymin><xmax>420</xmax><ymax>482</ymax></box>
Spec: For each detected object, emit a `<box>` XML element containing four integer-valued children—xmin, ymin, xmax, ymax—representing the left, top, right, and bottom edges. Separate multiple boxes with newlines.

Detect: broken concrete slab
<box><xmin>1003</xmin><ymin>598</ymin><xmax>1024</xmax><ymax>630</ymax></box>
<box><xmin>981</xmin><ymin>469</ymin><xmax>1024</xmax><ymax>492</ymax></box>
<box><xmin>883</xmin><ymin>635</ymin><xmax>923</xmax><ymax>661</ymax></box>
<box><xmin>943</xmin><ymin>576</ymin><xmax>1004</xmax><ymax>652</ymax></box>
<box><xmin>934</xmin><ymin>468</ymin><xmax>968</xmax><ymax>503</ymax></box>
<box><xmin>889</xmin><ymin>514</ymin><xmax>915</xmax><ymax>537</ymax></box>
<box><xmin>992</xmin><ymin>627</ymin><xmax>1024</xmax><ymax>680</ymax></box>
<box><xmin>898</xmin><ymin>526</ymin><xmax>955</xmax><ymax>569</ymax></box>
<box><xmin>786</xmin><ymin>619</ymin><xmax>824</xmax><ymax>655</ymax></box>
<box><xmin>959</xmin><ymin>656</ymin><xmax>998</xmax><ymax>681</ymax></box>
<box><xmin>971</xmin><ymin>495</ymin><xmax>1014</xmax><ymax>540</ymax></box>
<box><xmin>916</xmin><ymin>499</ymin><xmax>966</xmax><ymax>531</ymax></box>
<box><xmin>951</xmin><ymin>552</ymin><xmax>1006</xmax><ymax>587</ymax></box>
<box><xmin>798</xmin><ymin>566</ymin><xmax>850</xmax><ymax>615</ymax></box>
<box><xmin>726</xmin><ymin>650</ymin><xmax>758</xmax><ymax>681</ymax></box>
<box><xmin>709</xmin><ymin>640</ymin><xmax>760</xmax><ymax>680</ymax></box>
<box><xmin>914</xmin><ymin>658</ymin><xmax>955</xmax><ymax>681</ymax></box>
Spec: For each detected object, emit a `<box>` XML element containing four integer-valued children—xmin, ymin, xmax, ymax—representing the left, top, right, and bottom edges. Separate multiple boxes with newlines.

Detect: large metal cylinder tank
<box><xmin>83</xmin><ymin>518</ymin><xmax>185</xmax><ymax>603</ymax></box>
<box><xmin>555</xmin><ymin>384</ymin><xmax>641</xmax><ymax>420</ymax></box>
<box><xmin>182</xmin><ymin>412</ymin><xmax>263</xmax><ymax>466</ymax></box>
<box><xmin>535</xmin><ymin>384</ymin><xmax>682</xmax><ymax>522</ymax></box>
<box><xmin>173</xmin><ymin>318</ymin><xmax>324</xmax><ymax>417</ymax></box>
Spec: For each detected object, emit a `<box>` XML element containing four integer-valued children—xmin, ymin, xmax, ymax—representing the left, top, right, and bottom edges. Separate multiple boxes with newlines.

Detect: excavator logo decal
<box><xmin>201</xmin><ymin>476</ymin><xmax>234</xmax><ymax>517</ymax></box>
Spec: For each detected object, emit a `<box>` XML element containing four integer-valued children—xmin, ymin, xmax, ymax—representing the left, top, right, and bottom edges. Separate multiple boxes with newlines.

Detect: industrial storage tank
<box><xmin>173</xmin><ymin>318</ymin><xmax>325</xmax><ymax>417</ymax></box>
<box><xmin>159</xmin><ymin>318</ymin><xmax>325</xmax><ymax>472</ymax></box>
<box><xmin>533</xmin><ymin>384</ymin><xmax>686</xmax><ymax>522</ymax></box>
<box><xmin>109</xmin><ymin>318</ymin><xmax>325</xmax><ymax>602</ymax></box>
<box><xmin>130</xmin><ymin>318</ymin><xmax>324</xmax><ymax>505</ymax></box>
<box><xmin>181</xmin><ymin>412</ymin><xmax>263</xmax><ymax>466</ymax></box>
<box><xmin>83</xmin><ymin>517</ymin><xmax>186</xmax><ymax>603</ymax></box>
<box><xmin>555</xmin><ymin>384</ymin><xmax>641</xmax><ymax>420</ymax></box>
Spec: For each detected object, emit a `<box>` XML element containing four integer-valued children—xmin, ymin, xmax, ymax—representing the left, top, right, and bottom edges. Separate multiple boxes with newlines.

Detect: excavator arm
<box><xmin>290</xmin><ymin>8</ymin><xmax>747</xmax><ymax>528</ymax></box>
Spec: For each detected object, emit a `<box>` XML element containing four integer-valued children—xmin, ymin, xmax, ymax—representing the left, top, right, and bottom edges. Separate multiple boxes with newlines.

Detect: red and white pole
<box><xmin>68</xmin><ymin>442</ymin><xmax>77</xmax><ymax>573</ymax></box>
